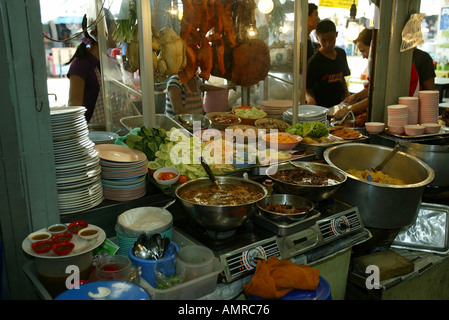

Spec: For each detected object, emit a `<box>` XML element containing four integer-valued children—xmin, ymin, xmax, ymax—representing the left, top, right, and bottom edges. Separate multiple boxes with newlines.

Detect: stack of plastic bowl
<box><xmin>398</xmin><ymin>97</ymin><xmax>419</xmax><ymax>125</ymax></box>
<box><xmin>418</xmin><ymin>90</ymin><xmax>439</xmax><ymax>124</ymax></box>
<box><xmin>115</xmin><ymin>206</ymin><xmax>173</xmax><ymax>256</ymax></box>
<box><xmin>387</xmin><ymin>105</ymin><xmax>408</xmax><ymax>135</ymax></box>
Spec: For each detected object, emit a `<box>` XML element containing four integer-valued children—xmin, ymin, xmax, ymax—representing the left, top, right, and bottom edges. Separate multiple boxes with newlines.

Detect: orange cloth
<box><xmin>243</xmin><ymin>257</ymin><xmax>320</xmax><ymax>299</ymax></box>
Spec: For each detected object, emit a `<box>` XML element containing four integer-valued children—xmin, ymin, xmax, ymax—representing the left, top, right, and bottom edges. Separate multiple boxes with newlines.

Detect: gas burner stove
<box><xmin>174</xmin><ymin>198</ymin><xmax>367</xmax><ymax>283</ymax></box>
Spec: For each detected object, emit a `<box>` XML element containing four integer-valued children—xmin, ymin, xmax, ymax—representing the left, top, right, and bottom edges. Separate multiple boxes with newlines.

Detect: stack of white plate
<box><xmin>50</xmin><ymin>106</ymin><xmax>103</xmax><ymax>215</ymax></box>
<box><xmin>94</xmin><ymin>144</ymin><xmax>148</xmax><ymax>202</ymax></box>
<box><xmin>282</xmin><ymin>105</ymin><xmax>328</xmax><ymax>124</ymax></box>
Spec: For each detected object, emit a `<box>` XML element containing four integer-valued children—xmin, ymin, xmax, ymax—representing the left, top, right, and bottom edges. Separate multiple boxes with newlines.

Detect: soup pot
<box><xmin>323</xmin><ymin>143</ymin><xmax>435</xmax><ymax>229</ymax></box>
<box><xmin>401</xmin><ymin>138</ymin><xmax>449</xmax><ymax>187</ymax></box>
<box><xmin>175</xmin><ymin>177</ymin><xmax>267</xmax><ymax>231</ymax></box>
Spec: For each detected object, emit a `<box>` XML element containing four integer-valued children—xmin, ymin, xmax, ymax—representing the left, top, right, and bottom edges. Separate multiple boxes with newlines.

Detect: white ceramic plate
<box><xmin>22</xmin><ymin>223</ymin><xmax>105</xmax><ymax>259</ymax></box>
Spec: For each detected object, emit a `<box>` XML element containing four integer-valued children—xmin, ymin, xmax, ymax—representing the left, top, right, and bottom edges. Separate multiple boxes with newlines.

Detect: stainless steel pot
<box><xmin>266</xmin><ymin>162</ymin><xmax>347</xmax><ymax>202</ymax></box>
<box><xmin>175</xmin><ymin>177</ymin><xmax>267</xmax><ymax>231</ymax></box>
<box><xmin>323</xmin><ymin>143</ymin><xmax>435</xmax><ymax>229</ymax></box>
<box><xmin>401</xmin><ymin>138</ymin><xmax>449</xmax><ymax>187</ymax></box>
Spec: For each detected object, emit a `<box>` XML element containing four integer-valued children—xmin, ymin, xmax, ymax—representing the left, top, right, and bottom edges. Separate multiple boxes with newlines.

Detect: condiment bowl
<box><xmin>205</xmin><ymin>112</ymin><xmax>241</xmax><ymax>131</ymax></box>
<box><xmin>51</xmin><ymin>241</ymin><xmax>75</xmax><ymax>256</ymax></box>
<box><xmin>78</xmin><ymin>227</ymin><xmax>100</xmax><ymax>240</ymax></box>
<box><xmin>28</xmin><ymin>231</ymin><xmax>52</xmax><ymax>243</ymax></box>
<box><xmin>51</xmin><ymin>232</ymin><xmax>73</xmax><ymax>243</ymax></box>
<box><xmin>404</xmin><ymin>124</ymin><xmax>425</xmax><ymax>136</ymax></box>
<box><xmin>232</xmin><ymin>106</ymin><xmax>267</xmax><ymax>125</ymax></box>
<box><xmin>67</xmin><ymin>220</ymin><xmax>88</xmax><ymax>234</ymax></box>
<box><xmin>31</xmin><ymin>240</ymin><xmax>53</xmax><ymax>254</ymax></box>
<box><xmin>262</xmin><ymin>132</ymin><xmax>302</xmax><ymax>151</ymax></box>
<box><xmin>421</xmin><ymin>123</ymin><xmax>441</xmax><ymax>134</ymax></box>
<box><xmin>365</xmin><ymin>122</ymin><xmax>385</xmax><ymax>134</ymax></box>
<box><xmin>388</xmin><ymin>125</ymin><xmax>405</xmax><ymax>135</ymax></box>
<box><xmin>46</xmin><ymin>223</ymin><xmax>68</xmax><ymax>235</ymax></box>
<box><xmin>153</xmin><ymin>167</ymin><xmax>180</xmax><ymax>186</ymax></box>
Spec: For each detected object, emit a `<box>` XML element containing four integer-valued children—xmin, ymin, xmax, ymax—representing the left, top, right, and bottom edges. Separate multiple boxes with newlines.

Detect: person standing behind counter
<box><xmin>307</xmin><ymin>3</ymin><xmax>321</xmax><ymax>62</ymax></box>
<box><xmin>333</xmin><ymin>28</ymin><xmax>436</xmax><ymax>119</ymax></box>
<box><xmin>165</xmin><ymin>74</ymin><xmax>233</xmax><ymax>116</ymax></box>
<box><xmin>306</xmin><ymin>19</ymin><xmax>351</xmax><ymax>108</ymax></box>
<box><xmin>67</xmin><ymin>10</ymin><xmax>116</xmax><ymax>126</ymax></box>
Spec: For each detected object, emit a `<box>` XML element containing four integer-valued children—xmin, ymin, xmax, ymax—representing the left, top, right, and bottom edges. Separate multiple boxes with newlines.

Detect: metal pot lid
<box><xmin>283</xmin><ymin>105</ymin><xmax>329</xmax><ymax>118</ymax></box>
<box><xmin>54</xmin><ymin>281</ymin><xmax>150</xmax><ymax>300</ymax></box>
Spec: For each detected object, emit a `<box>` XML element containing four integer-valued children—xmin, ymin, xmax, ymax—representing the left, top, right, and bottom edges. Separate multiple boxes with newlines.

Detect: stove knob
<box><xmin>335</xmin><ymin>217</ymin><xmax>350</xmax><ymax>234</ymax></box>
<box><xmin>246</xmin><ymin>247</ymin><xmax>265</xmax><ymax>268</ymax></box>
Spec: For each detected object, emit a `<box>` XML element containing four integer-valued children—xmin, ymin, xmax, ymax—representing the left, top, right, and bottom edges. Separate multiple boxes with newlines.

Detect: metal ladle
<box><xmin>372</xmin><ymin>143</ymin><xmax>401</xmax><ymax>172</ymax></box>
<box><xmin>200</xmin><ymin>156</ymin><xmax>221</xmax><ymax>190</ymax></box>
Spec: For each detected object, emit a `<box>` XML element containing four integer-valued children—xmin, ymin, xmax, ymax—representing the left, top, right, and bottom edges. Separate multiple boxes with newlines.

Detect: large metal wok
<box><xmin>257</xmin><ymin>194</ymin><xmax>315</xmax><ymax>224</ymax></box>
<box><xmin>266</xmin><ymin>161</ymin><xmax>347</xmax><ymax>202</ymax></box>
<box><xmin>175</xmin><ymin>177</ymin><xmax>267</xmax><ymax>231</ymax></box>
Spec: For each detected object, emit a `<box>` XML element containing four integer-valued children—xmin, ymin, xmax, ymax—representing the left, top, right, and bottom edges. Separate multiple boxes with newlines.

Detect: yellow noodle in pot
<box><xmin>346</xmin><ymin>169</ymin><xmax>406</xmax><ymax>185</ymax></box>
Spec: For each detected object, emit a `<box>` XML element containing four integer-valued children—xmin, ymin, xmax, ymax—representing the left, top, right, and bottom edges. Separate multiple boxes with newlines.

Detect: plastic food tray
<box><xmin>139</xmin><ymin>259</ymin><xmax>224</xmax><ymax>300</ymax></box>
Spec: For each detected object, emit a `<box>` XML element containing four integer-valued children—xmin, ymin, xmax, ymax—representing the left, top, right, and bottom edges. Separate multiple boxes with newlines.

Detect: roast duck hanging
<box><xmin>176</xmin><ymin>0</ymin><xmax>270</xmax><ymax>87</ymax></box>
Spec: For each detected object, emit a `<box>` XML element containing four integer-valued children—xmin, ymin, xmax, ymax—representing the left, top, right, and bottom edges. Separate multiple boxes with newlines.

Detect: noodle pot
<box><xmin>323</xmin><ymin>143</ymin><xmax>435</xmax><ymax>229</ymax></box>
<box><xmin>266</xmin><ymin>162</ymin><xmax>348</xmax><ymax>202</ymax></box>
<box><xmin>175</xmin><ymin>177</ymin><xmax>267</xmax><ymax>231</ymax></box>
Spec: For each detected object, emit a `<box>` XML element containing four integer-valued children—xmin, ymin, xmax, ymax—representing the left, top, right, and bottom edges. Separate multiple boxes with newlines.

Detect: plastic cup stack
<box><xmin>418</xmin><ymin>90</ymin><xmax>439</xmax><ymax>124</ymax></box>
<box><xmin>398</xmin><ymin>97</ymin><xmax>419</xmax><ymax>125</ymax></box>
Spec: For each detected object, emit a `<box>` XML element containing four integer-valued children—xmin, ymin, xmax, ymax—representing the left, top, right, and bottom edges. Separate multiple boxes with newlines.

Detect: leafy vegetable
<box><xmin>234</xmin><ymin>107</ymin><xmax>267</xmax><ymax>119</ymax></box>
<box><xmin>286</xmin><ymin>122</ymin><xmax>329</xmax><ymax>138</ymax></box>
<box><xmin>125</xmin><ymin>126</ymin><xmax>167</xmax><ymax>161</ymax></box>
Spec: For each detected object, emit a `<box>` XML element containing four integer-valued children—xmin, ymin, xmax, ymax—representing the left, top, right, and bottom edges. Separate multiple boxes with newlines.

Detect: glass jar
<box><xmin>89</xmin><ymin>255</ymin><xmax>140</xmax><ymax>284</ymax></box>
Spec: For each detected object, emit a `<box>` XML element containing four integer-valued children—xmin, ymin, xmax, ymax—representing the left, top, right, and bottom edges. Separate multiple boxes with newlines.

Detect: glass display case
<box><xmin>96</xmin><ymin>0</ymin><xmax>309</xmax><ymax>132</ymax></box>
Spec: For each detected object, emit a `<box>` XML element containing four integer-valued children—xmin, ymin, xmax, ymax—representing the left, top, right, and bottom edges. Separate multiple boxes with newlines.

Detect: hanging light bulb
<box><xmin>246</xmin><ymin>24</ymin><xmax>259</xmax><ymax>39</ymax></box>
<box><xmin>280</xmin><ymin>24</ymin><xmax>289</xmax><ymax>34</ymax></box>
<box><xmin>168</xmin><ymin>1</ymin><xmax>178</xmax><ymax>17</ymax></box>
<box><xmin>258</xmin><ymin>0</ymin><xmax>274</xmax><ymax>14</ymax></box>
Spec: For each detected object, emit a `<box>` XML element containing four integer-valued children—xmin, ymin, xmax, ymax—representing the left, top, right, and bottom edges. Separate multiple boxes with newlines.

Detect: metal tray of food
<box><xmin>392</xmin><ymin>202</ymin><xmax>449</xmax><ymax>254</ymax></box>
<box><xmin>253</xmin><ymin>209</ymin><xmax>321</xmax><ymax>236</ymax></box>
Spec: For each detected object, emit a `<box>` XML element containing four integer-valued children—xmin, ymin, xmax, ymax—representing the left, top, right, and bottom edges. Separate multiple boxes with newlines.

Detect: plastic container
<box><xmin>140</xmin><ymin>259</ymin><xmax>224</xmax><ymax>300</ymax></box>
<box><xmin>177</xmin><ymin>245</ymin><xmax>214</xmax><ymax>281</ymax></box>
<box><xmin>129</xmin><ymin>242</ymin><xmax>179</xmax><ymax>287</ymax></box>
<box><xmin>34</xmin><ymin>251</ymin><xmax>93</xmax><ymax>298</ymax></box>
<box><xmin>203</xmin><ymin>89</ymin><xmax>229</xmax><ymax>113</ymax></box>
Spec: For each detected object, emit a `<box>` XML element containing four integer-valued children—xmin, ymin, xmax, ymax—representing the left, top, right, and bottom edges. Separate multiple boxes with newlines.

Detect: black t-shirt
<box><xmin>306</xmin><ymin>47</ymin><xmax>351</xmax><ymax>108</ymax></box>
<box><xmin>413</xmin><ymin>48</ymin><xmax>436</xmax><ymax>87</ymax></box>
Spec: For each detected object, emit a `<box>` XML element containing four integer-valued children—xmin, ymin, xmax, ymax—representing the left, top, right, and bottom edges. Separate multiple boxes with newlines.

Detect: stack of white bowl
<box><xmin>398</xmin><ymin>97</ymin><xmax>419</xmax><ymax>125</ymax></box>
<box><xmin>259</xmin><ymin>100</ymin><xmax>295</xmax><ymax>116</ymax></box>
<box><xmin>387</xmin><ymin>105</ymin><xmax>408</xmax><ymax>135</ymax></box>
<box><xmin>282</xmin><ymin>105</ymin><xmax>328</xmax><ymax>124</ymax></box>
<box><xmin>50</xmin><ymin>106</ymin><xmax>103</xmax><ymax>215</ymax></box>
<box><xmin>94</xmin><ymin>144</ymin><xmax>148</xmax><ymax>202</ymax></box>
<box><xmin>418</xmin><ymin>90</ymin><xmax>439</xmax><ymax>124</ymax></box>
